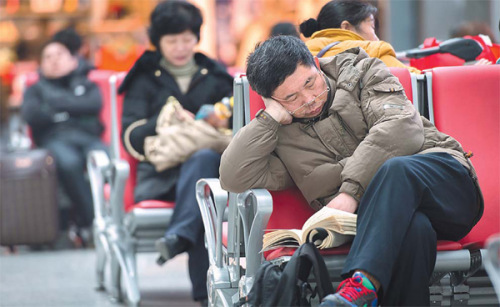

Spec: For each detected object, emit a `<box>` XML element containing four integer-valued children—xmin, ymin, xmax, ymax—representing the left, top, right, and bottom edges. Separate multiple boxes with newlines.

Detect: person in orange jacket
<box><xmin>300</xmin><ymin>0</ymin><xmax>420</xmax><ymax>74</ymax></box>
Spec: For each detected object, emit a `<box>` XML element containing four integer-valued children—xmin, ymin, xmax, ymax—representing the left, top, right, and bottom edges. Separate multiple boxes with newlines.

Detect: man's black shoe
<box><xmin>155</xmin><ymin>234</ymin><xmax>189</xmax><ymax>265</ymax></box>
<box><xmin>199</xmin><ymin>298</ymin><xmax>209</xmax><ymax>306</ymax></box>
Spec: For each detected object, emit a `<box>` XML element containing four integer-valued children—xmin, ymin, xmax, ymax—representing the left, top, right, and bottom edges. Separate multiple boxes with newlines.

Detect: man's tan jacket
<box><xmin>220</xmin><ymin>48</ymin><xmax>481</xmax><ymax>211</ymax></box>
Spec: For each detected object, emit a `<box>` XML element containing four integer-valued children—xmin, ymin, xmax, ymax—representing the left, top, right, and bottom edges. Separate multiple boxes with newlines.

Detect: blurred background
<box><xmin>1</xmin><ymin>0</ymin><xmax>499</xmax><ymax>91</ymax></box>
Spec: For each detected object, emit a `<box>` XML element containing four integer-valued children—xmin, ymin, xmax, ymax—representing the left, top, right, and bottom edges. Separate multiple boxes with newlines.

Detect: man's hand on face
<box><xmin>262</xmin><ymin>97</ymin><xmax>293</xmax><ymax>125</ymax></box>
<box><xmin>326</xmin><ymin>192</ymin><xmax>358</xmax><ymax>213</ymax></box>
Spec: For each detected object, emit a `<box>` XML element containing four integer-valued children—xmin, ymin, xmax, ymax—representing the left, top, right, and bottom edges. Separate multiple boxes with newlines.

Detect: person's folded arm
<box><xmin>220</xmin><ymin>110</ymin><xmax>294</xmax><ymax>193</ymax></box>
<box><xmin>339</xmin><ymin>57</ymin><xmax>424</xmax><ymax>201</ymax></box>
<box><xmin>47</xmin><ymin>82</ymin><xmax>103</xmax><ymax>116</ymax></box>
<box><xmin>21</xmin><ymin>86</ymin><xmax>56</xmax><ymax>130</ymax></box>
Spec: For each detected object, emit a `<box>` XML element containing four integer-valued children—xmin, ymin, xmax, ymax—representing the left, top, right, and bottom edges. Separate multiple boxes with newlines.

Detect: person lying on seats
<box><xmin>219</xmin><ymin>36</ymin><xmax>483</xmax><ymax>306</ymax></box>
<box><xmin>119</xmin><ymin>1</ymin><xmax>233</xmax><ymax>305</ymax></box>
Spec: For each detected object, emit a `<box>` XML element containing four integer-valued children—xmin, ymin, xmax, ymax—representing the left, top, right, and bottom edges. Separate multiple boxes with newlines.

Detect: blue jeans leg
<box><xmin>166</xmin><ymin>149</ymin><xmax>221</xmax><ymax>301</ymax></box>
<box><xmin>44</xmin><ymin>139</ymin><xmax>93</xmax><ymax>227</ymax></box>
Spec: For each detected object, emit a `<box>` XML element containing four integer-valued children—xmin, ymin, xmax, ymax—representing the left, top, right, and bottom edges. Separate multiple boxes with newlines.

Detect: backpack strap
<box><xmin>316</xmin><ymin>41</ymin><xmax>341</xmax><ymax>58</ymax></box>
<box><xmin>276</xmin><ymin>243</ymin><xmax>334</xmax><ymax>306</ymax></box>
<box><xmin>298</xmin><ymin>243</ymin><xmax>335</xmax><ymax>299</ymax></box>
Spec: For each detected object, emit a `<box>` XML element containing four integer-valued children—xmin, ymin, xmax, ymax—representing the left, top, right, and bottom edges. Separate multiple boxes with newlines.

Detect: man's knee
<box><xmin>52</xmin><ymin>152</ymin><xmax>82</xmax><ymax>172</ymax></box>
<box><xmin>377</xmin><ymin>156</ymin><xmax>417</xmax><ymax>179</ymax></box>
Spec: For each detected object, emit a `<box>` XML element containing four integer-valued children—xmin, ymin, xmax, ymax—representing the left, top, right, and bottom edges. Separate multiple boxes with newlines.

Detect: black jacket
<box><xmin>21</xmin><ymin>60</ymin><xmax>104</xmax><ymax>145</ymax></box>
<box><xmin>119</xmin><ymin>51</ymin><xmax>233</xmax><ymax>157</ymax></box>
<box><xmin>119</xmin><ymin>50</ymin><xmax>233</xmax><ymax>202</ymax></box>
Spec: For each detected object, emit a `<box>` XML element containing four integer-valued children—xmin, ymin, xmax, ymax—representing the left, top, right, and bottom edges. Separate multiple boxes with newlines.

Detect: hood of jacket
<box><xmin>118</xmin><ymin>50</ymin><xmax>231</xmax><ymax>94</ymax></box>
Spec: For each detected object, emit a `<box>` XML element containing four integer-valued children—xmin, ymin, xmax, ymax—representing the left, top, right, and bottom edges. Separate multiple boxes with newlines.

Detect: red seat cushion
<box><xmin>222</xmin><ymin>221</ymin><xmax>228</xmax><ymax>247</ymax></box>
<box><xmin>132</xmin><ymin>200</ymin><xmax>175</xmax><ymax>210</ymax></box>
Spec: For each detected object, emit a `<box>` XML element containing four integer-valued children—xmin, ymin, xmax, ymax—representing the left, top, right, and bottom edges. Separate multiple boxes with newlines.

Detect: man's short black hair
<box><xmin>246</xmin><ymin>36</ymin><xmax>315</xmax><ymax>98</ymax></box>
<box><xmin>52</xmin><ymin>28</ymin><xmax>82</xmax><ymax>55</ymax></box>
<box><xmin>148</xmin><ymin>0</ymin><xmax>203</xmax><ymax>50</ymax></box>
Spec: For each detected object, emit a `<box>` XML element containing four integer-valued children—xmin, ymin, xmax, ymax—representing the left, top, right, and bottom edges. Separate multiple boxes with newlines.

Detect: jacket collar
<box><xmin>311</xmin><ymin>28</ymin><xmax>366</xmax><ymax>41</ymax></box>
<box><xmin>119</xmin><ymin>50</ymin><xmax>229</xmax><ymax>93</ymax></box>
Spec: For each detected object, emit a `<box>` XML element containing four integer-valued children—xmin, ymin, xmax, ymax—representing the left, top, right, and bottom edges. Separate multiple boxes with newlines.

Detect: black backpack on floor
<box><xmin>242</xmin><ymin>243</ymin><xmax>334</xmax><ymax>307</ymax></box>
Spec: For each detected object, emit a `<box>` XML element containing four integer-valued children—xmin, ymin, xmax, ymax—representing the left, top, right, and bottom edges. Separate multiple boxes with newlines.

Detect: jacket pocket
<box><xmin>372</xmin><ymin>82</ymin><xmax>404</xmax><ymax>94</ymax></box>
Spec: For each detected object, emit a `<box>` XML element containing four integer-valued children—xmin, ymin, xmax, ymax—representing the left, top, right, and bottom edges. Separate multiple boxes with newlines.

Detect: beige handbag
<box><xmin>144</xmin><ymin>96</ymin><xmax>232</xmax><ymax>172</ymax></box>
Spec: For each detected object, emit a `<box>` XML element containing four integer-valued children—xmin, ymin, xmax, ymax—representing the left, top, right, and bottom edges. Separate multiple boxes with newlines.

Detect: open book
<box><xmin>262</xmin><ymin>207</ymin><xmax>357</xmax><ymax>252</ymax></box>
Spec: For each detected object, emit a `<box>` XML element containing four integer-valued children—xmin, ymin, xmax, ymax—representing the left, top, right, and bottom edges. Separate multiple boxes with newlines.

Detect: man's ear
<box><xmin>340</xmin><ymin>20</ymin><xmax>353</xmax><ymax>31</ymax></box>
<box><xmin>314</xmin><ymin>56</ymin><xmax>320</xmax><ymax>68</ymax></box>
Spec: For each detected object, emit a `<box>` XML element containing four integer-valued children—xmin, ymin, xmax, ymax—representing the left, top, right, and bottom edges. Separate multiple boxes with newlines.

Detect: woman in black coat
<box><xmin>118</xmin><ymin>1</ymin><xmax>233</xmax><ymax>304</ymax></box>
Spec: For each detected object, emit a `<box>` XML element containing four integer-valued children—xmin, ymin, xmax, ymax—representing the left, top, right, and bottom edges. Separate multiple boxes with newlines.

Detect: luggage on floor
<box><xmin>0</xmin><ymin>148</ymin><xmax>59</xmax><ymax>246</ymax></box>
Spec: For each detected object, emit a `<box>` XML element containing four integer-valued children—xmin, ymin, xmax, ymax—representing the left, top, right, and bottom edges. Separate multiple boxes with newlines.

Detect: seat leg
<box><xmin>109</xmin><ymin>251</ymin><xmax>123</xmax><ymax>303</ymax></box>
<box><xmin>109</xmin><ymin>239</ymin><xmax>140</xmax><ymax>306</ymax></box>
<box><xmin>94</xmin><ymin>229</ymin><xmax>108</xmax><ymax>291</ymax></box>
<box><xmin>122</xmin><ymin>247</ymin><xmax>140</xmax><ymax>306</ymax></box>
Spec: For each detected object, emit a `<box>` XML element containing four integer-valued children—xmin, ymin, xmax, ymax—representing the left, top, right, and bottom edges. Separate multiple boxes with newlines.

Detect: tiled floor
<box><xmin>0</xmin><ymin>246</ymin><xmax>196</xmax><ymax>307</ymax></box>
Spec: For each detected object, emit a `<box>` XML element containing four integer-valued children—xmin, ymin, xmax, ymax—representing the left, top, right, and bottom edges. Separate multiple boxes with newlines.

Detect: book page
<box><xmin>306</xmin><ymin>228</ymin><xmax>353</xmax><ymax>249</ymax></box>
<box><xmin>301</xmin><ymin>207</ymin><xmax>357</xmax><ymax>246</ymax></box>
<box><xmin>262</xmin><ymin>229</ymin><xmax>303</xmax><ymax>252</ymax></box>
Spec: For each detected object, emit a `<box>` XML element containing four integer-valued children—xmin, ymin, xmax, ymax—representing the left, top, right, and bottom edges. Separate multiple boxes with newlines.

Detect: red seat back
<box><xmin>428</xmin><ymin>65</ymin><xmax>500</xmax><ymax>246</ymax></box>
<box><xmin>88</xmin><ymin>70</ymin><xmax>115</xmax><ymax>145</ymax></box>
<box><xmin>109</xmin><ymin>73</ymin><xmax>139</xmax><ymax>212</ymax></box>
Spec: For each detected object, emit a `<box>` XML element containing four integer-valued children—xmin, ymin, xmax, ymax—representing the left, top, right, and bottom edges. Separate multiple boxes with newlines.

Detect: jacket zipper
<box><xmin>187</xmin><ymin>71</ymin><xmax>208</xmax><ymax>92</ymax></box>
<box><xmin>336</xmin><ymin>112</ymin><xmax>360</xmax><ymax>143</ymax></box>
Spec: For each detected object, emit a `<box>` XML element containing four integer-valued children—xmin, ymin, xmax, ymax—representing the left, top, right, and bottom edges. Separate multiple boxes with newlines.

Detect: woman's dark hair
<box><xmin>300</xmin><ymin>0</ymin><xmax>377</xmax><ymax>38</ymax></box>
<box><xmin>148</xmin><ymin>0</ymin><xmax>203</xmax><ymax>49</ymax></box>
<box><xmin>246</xmin><ymin>36</ymin><xmax>315</xmax><ymax>98</ymax></box>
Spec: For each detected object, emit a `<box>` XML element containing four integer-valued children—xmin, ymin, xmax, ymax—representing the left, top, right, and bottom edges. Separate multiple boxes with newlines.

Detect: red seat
<box><xmin>427</xmin><ymin>65</ymin><xmax>500</xmax><ymax>247</ymax></box>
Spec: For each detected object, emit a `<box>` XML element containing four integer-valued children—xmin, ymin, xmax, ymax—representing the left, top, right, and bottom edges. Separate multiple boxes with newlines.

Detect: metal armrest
<box><xmin>87</xmin><ymin>150</ymin><xmax>111</xmax><ymax>224</ymax></box>
<box><xmin>108</xmin><ymin>158</ymin><xmax>130</xmax><ymax>226</ymax></box>
<box><xmin>236</xmin><ymin>189</ymin><xmax>273</xmax><ymax>280</ymax></box>
<box><xmin>196</xmin><ymin>178</ymin><xmax>229</xmax><ymax>268</ymax></box>
<box><xmin>484</xmin><ymin>235</ymin><xmax>500</xmax><ymax>299</ymax></box>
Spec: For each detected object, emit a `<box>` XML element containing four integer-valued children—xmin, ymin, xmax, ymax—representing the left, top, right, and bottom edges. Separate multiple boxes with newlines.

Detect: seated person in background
<box><xmin>21</xmin><ymin>29</ymin><xmax>107</xmax><ymax>243</ymax></box>
<box><xmin>118</xmin><ymin>1</ymin><xmax>233</xmax><ymax>304</ymax></box>
<box><xmin>300</xmin><ymin>0</ymin><xmax>420</xmax><ymax>73</ymax></box>
<box><xmin>220</xmin><ymin>36</ymin><xmax>483</xmax><ymax>306</ymax></box>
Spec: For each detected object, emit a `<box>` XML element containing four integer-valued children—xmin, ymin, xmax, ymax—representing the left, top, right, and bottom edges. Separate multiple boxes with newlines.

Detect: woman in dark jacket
<box><xmin>118</xmin><ymin>1</ymin><xmax>233</xmax><ymax>304</ymax></box>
